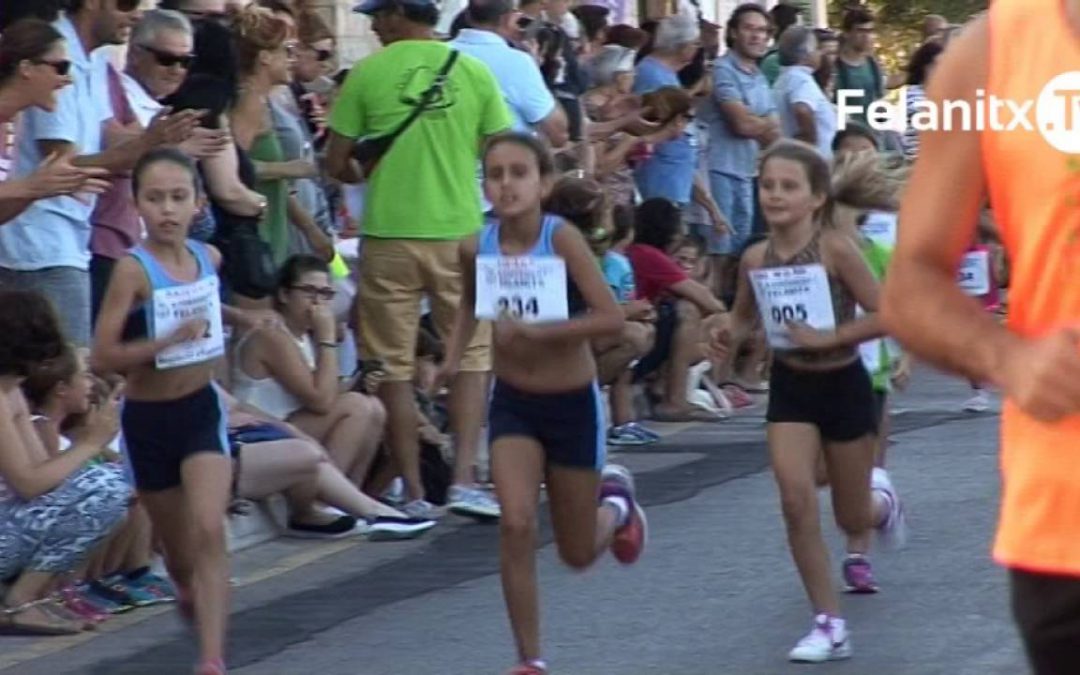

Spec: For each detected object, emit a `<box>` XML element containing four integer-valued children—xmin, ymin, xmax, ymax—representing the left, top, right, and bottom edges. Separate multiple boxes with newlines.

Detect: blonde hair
<box><xmin>829</xmin><ymin>151</ymin><xmax>909</xmax><ymax>216</ymax></box>
<box><xmin>231</xmin><ymin>5</ymin><xmax>291</xmax><ymax>76</ymax></box>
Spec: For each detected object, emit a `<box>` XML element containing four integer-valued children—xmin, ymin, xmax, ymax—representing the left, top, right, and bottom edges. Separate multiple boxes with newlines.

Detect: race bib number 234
<box><xmin>474</xmin><ymin>255</ymin><xmax>569</xmax><ymax>323</ymax></box>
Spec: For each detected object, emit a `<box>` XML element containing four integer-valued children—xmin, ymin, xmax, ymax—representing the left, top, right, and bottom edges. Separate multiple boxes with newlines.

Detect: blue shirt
<box><xmin>707</xmin><ymin>51</ymin><xmax>776</xmax><ymax>179</ymax></box>
<box><xmin>449</xmin><ymin>29</ymin><xmax>556</xmax><ymax>132</ymax></box>
<box><xmin>0</xmin><ymin>15</ymin><xmax>112</xmax><ymax>271</ymax></box>
<box><xmin>601</xmin><ymin>251</ymin><xmax>635</xmax><ymax>303</ymax></box>
<box><xmin>632</xmin><ymin>57</ymin><xmax>697</xmax><ymax>205</ymax></box>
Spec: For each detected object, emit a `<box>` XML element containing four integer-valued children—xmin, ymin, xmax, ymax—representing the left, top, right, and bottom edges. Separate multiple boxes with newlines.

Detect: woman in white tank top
<box><xmin>231</xmin><ymin>255</ymin><xmax>386</xmax><ymax>491</ymax></box>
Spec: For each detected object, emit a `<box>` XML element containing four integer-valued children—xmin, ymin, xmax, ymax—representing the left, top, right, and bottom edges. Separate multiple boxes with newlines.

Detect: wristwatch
<box><xmin>255</xmin><ymin>196</ymin><xmax>268</xmax><ymax>219</ymax></box>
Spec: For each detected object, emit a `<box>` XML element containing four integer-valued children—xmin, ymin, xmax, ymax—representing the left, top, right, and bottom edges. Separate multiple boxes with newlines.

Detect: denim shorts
<box><xmin>705</xmin><ymin>172</ymin><xmax>755</xmax><ymax>256</ymax></box>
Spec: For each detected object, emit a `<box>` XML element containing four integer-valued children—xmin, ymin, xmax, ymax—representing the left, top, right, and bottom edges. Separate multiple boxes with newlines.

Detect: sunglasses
<box><xmin>33</xmin><ymin>59</ymin><xmax>72</xmax><ymax>76</ymax></box>
<box><xmin>291</xmin><ymin>284</ymin><xmax>336</xmax><ymax>301</ymax></box>
<box><xmin>138</xmin><ymin>44</ymin><xmax>195</xmax><ymax>69</ymax></box>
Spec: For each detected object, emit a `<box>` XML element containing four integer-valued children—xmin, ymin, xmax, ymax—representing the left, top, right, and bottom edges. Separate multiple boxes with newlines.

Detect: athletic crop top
<box><xmin>762</xmin><ymin>230</ymin><xmax>857</xmax><ymax>363</ymax></box>
<box><xmin>126</xmin><ymin>240</ymin><xmax>224</xmax><ymax>367</ymax></box>
<box><xmin>477</xmin><ymin>214</ymin><xmax>586</xmax><ymax>317</ymax></box>
<box><xmin>983</xmin><ymin>0</ymin><xmax>1080</xmax><ymax>575</ymax></box>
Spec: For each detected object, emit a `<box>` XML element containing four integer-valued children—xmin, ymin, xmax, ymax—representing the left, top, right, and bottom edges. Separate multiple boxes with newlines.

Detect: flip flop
<box><xmin>0</xmin><ymin>598</ymin><xmax>81</xmax><ymax>636</ymax></box>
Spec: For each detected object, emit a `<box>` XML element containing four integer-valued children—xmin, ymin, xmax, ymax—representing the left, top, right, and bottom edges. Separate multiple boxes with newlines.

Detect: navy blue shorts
<box><xmin>121</xmin><ymin>384</ymin><xmax>230</xmax><ymax>492</ymax></box>
<box><xmin>488</xmin><ymin>379</ymin><xmax>606</xmax><ymax>470</ymax></box>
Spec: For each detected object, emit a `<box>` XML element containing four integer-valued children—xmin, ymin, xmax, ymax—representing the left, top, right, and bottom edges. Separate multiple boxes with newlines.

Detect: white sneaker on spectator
<box><xmin>963</xmin><ymin>391</ymin><xmax>990</xmax><ymax>413</ymax></box>
<box><xmin>401</xmin><ymin>499</ymin><xmax>442</xmax><ymax>520</ymax></box>
<box><xmin>448</xmin><ymin>485</ymin><xmax>501</xmax><ymax>520</ymax></box>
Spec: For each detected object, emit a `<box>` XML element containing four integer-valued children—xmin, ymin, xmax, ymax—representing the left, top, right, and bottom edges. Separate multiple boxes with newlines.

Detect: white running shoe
<box><xmin>872</xmin><ymin>467</ymin><xmax>908</xmax><ymax>551</ymax></box>
<box><xmin>963</xmin><ymin>391</ymin><xmax>990</xmax><ymax>413</ymax></box>
<box><xmin>447</xmin><ymin>485</ymin><xmax>501</xmax><ymax>520</ymax></box>
<box><xmin>788</xmin><ymin>614</ymin><xmax>853</xmax><ymax>663</ymax></box>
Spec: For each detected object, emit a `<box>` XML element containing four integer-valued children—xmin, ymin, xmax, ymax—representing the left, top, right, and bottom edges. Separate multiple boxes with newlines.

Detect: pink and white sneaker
<box><xmin>788</xmin><ymin>614</ymin><xmax>853</xmax><ymax>663</ymax></box>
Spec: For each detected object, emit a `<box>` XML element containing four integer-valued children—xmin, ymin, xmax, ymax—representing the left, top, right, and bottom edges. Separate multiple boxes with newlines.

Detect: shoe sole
<box><xmin>448</xmin><ymin>504</ymin><xmax>501</xmax><ymax>521</ymax></box>
<box><xmin>366</xmin><ymin>522</ymin><xmax>437</xmax><ymax>541</ymax></box>
<box><xmin>843</xmin><ymin>584</ymin><xmax>879</xmax><ymax>594</ymax></box>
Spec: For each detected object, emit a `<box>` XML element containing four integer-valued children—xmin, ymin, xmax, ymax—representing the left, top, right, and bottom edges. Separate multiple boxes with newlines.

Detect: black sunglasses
<box><xmin>291</xmin><ymin>284</ymin><xmax>336</xmax><ymax>301</ymax></box>
<box><xmin>33</xmin><ymin>59</ymin><xmax>72</xmax><ymax>76</ymax></box>
<box><xmin>137</xmin><ymin>44</ymin><xmax>195</xmax><ymax>69</ymax></box>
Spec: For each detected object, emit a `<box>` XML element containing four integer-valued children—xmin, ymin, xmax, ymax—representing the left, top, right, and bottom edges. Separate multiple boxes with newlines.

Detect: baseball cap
<box><xmin>353</xmin><ymin>0</ymin><xmax>437</xmax><ymax>16</ymax></box>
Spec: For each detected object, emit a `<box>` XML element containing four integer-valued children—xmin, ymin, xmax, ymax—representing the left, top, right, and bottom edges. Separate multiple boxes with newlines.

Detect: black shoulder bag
<box><xmin>351</xmin><ymin>49</ymin><xmax>460</xmax><ymax>177</ymax></box>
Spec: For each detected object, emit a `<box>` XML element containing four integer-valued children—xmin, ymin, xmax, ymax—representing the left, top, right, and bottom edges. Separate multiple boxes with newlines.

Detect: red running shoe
<box><xmin>504</xmin><ymin>661</ymin><xmax>547</xmax><ymax>674</ymax></box>
<box><xmin>194</xmin><ymin>658</ymin><xmax>226</xmax><ymax>675</ymax></box>
<box><xmin>599</xmin><ymin>464</ymin><xmax>648</xmax><ymax>565</ymax></box>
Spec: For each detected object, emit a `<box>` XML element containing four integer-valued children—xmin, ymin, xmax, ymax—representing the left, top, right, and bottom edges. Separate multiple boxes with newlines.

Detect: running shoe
<box><xmin>788</xmin><ymin>614</ymin><xmax>853</xmax><ymax>663</ymax></box>
<box><xmin>600</xmin><ymin>464</ymin><xmax>647</xmax><ymax>565</ymax></box>
<box><xmin>963</xmin><ymin>391</ymin><xmax>990</xmax><ymax>413</ymax></box>
<box><xmin>286</xmin><ymin>515</ymin><xmax>360</xmax><ymax>539</ymax></box>
<box><xmin>872</xmin><ymin>467</ymin><xmax>908</xmax><ymax>551</ymax></box>
<box><xmin>82</xmin><ymin>580</ymin><xmax>137</xmax><ymax>614</ymax></box>
<box><xmin>102</xmin><ymin>574</ymin><xmax>165</xmax><ymax>608</ymax></box>
<box><xmin>625</xmin><ymin>422</ymin><xmax>661</xmax><ymax>441</ymax></box>
<box><xmin>401</xmin><ymin>499</ymin><xmax>442</xmax><ymax>521</ymax></box>
<box><xmin>504</xmin><ymin>661</ymin><xmax>548</xmax><ymax>675</ymax></box>
<box><xmin>447</xmin><ymin>485</ymin><xmax>501</xmax><ymax>520</ymax></box>
<box><xmin>194</xmin><ymin>657</ymin><xmax>226</xmax><ymax>674</ymax></box>
<box><xmin>607</xmin><ymin>425</ymin><xmax>650</xmax><ymax>446</ymax></box>
<box><xmin>128</xmin><ymin>572</ymin><xmax>176</xmax><ymax>604</ymax></box>
<box><xmin>842</xmin><ymin>555</ymin><xmax>879</xmax><ymax>594</ymax></box>
<box><xmin>366</xmin><ymin>516</ymin><xmax>437</xmax><ymax>541</ymax></box>
<box><xmin>57</xmin><ymin>584</ymin><xmax>109</xmax><ymax>625</ymax></box>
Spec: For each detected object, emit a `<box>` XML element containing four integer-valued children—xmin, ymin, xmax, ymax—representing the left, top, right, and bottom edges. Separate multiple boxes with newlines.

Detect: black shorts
<box><xmin>488</xmin><ymin>379</ymin><xmax>605</xmax><ymax>470</ymax></box>
<box><xmin>766</xmin><ymin>358</ymin><xmax>877</xmax><ymax>442</ymax></box>
<box><xmin>121</xmin><ymin>384</ymin><xmax>230</xmax><ymax>492</ymax></box>
<box><xmin>1011</xmin><ymin>568</ymin><xmax>1080</xmax><ymax>675</ymax></box>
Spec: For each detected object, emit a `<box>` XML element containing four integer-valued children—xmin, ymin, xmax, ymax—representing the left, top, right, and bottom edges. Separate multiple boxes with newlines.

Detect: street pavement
<box><xmin>2</xmin><ymin>367</ymin><xmax>1030</xmax><ymax>675</ymax></box>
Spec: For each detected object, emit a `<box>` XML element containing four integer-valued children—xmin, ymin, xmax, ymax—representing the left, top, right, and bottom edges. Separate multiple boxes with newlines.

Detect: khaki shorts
<box><xmin>358</xmin><ymin>237</ymin><xmax>491</xmax><ymax>381</ymax></box>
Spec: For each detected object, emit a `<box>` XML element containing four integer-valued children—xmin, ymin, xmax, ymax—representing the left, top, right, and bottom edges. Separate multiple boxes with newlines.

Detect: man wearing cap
<box><xmin>449</xmin><ymin>0</ymin><xmax>568</xmax><ymax>147</ymax></box>
<box><xmin>325</xmin><ymin>0</ymin><xmax>512</xmax><ymax>523</ymax></box>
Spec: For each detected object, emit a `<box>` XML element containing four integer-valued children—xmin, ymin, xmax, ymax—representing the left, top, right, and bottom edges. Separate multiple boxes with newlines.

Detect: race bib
<box><xmin>749</xmin><ymin>264</ymin><xmax>836</xmax><ymax>349</ymax></box>
<box><xmin>152</xmin><ymin>275</ymin><xmax>225</xmax><ymax>369</ymax></box>
<box><xmin>475</xmin><ymin>255</ymin><xmax>569</xmax><ymax>323</ymax></box>
<box><xmin>957</xmin><ymin>250</ymin><xmax>991</xmax><ymax>296</ymax></box>
<box><xmin>860</xmin><ymin>211</ymin><xmax>897</xmax><ymax>248</ymax></box>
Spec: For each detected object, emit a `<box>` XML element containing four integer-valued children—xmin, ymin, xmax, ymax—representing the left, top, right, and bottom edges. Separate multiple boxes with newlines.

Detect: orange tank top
<box><xmin>984</xmin><ymin>0</ymin><xmax>1080</xmax><ymax>575</ymax></box>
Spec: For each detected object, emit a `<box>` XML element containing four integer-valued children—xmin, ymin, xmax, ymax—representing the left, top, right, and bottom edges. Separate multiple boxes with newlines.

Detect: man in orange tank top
<box><xmin>882</xmin><ymin>2</ymin><xmax>1080</xmax><ymax>673</ymax></box>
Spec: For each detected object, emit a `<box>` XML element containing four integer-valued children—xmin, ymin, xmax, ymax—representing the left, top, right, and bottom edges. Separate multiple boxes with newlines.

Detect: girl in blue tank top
<box><xmin>438</xmin><ymin>132</ymin><xmax>646</xmax><ymax>675</ymax></box>
<box><xmin>91</xmin><ymin>149</ymin><xmax>232</xmax><ymax>675</ymax></box>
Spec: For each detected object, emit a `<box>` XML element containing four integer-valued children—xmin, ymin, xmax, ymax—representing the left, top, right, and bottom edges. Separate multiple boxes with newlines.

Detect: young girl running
<box><xmin>720</xmin><ymin>140</ymin><xmax>885</xmax><ymax>662</ymax></box>
<box><xmin>439</xmin><ymin>133</ymin><xmax>647</xmax><ymax>675</ymax></box>
<box><xmin>93</xmin><ymin>149</ymin><xmax>233</xmax><ymax>675</ymax></box>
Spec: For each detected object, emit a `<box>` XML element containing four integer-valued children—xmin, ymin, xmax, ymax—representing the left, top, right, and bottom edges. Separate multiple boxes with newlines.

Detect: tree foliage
<box><xmin>827</xmin><ymin>1</ymin><xmax>989</xmax><ymax>73</ymax></box>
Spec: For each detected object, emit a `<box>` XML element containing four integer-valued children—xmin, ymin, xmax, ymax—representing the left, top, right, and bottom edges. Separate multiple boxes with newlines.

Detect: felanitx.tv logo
<box><xmin>837</xmin><ymin>71</ymin><xmax>1080</xmax><ymax>154</ymax></box>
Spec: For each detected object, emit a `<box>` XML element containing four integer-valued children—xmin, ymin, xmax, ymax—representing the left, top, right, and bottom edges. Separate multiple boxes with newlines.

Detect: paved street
<box><xmin>2</xmin><ymin>367</ymin><xmax>1029</xmax><ymax>675</ymax></box>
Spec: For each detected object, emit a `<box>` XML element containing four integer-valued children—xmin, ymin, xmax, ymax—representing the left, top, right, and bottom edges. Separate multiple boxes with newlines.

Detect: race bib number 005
<box><xmin>152</xmin><ymin>275</ymin><xmax>225</xmax><ymax>369</ymax></box>
<box><xmin>749</xmin><ymin>263</ymin><xmax>836</xmax><ymax>350</ymax></box>
<box><xmin>957</xmin><ymin>249</ymin><xmax>990</xmax><ymax>296</ymax></box>
<box><xmin>475</xmin><ymin>255</ymin><xmax>569</xmax><ymax>323</ymax></box>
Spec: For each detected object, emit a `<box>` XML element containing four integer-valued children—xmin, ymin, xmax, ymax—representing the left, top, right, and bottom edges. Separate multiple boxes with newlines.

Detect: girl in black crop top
<box><xmin>718</xmin><ymin>140</ymin><xmax>906</xmax><ymax>663</ymax></box>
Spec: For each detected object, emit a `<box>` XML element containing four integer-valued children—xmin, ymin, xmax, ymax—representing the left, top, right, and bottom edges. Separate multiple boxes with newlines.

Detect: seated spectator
<box><xmin>221</xmin><ymin>388</ymin><xmax>435</xmax><ymax>540</ymax></box>
<box><xmin>21</xmin><ymin>348</ymin><xmax>176</xmax><ymax>619</ymax></box>
<box><xmin>0</xmin><ymin>290</ymin><xmax>130</xmax><ymax>635</ymax></box>
<box><xmin>832</xmin><ymin>122</ymin><xmax>880</xmax><ymax>159</ymax></box>
<box><xmin>627</xmin><ymin>198</ymin><xmax>728</xmax><ymax>422</ymax></box>
<box><xmin>231</xmin><ymin>255</ymin><xmax>387</xmax><ymax>492</ymax></box>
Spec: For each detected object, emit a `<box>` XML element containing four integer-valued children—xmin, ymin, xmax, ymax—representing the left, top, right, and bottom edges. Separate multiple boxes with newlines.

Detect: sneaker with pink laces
<box><xmin>504</xmin><ymin>660</ymin><xmax>547</xmax><ymax>675</ymax></box>
<box><xmin>842</xmin><ymin>554</ymin><xmax>879</xmax><ymax>594</ymax></box>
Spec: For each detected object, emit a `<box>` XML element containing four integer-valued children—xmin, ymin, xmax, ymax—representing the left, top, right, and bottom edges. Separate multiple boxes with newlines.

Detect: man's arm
<box><xmin>881</xmin><ymin>16</ymin><xmax>1011</xmax><ymax>383</ymax></box>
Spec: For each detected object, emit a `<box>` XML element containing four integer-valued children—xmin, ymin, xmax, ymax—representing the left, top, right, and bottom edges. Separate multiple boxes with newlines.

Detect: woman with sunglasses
<box><xmin>230</xmin><ymin>255</ymin><xmax>391</xmax><ymax>504</ymax></box>
<box><xmin>0</xmin><ymin>19</ymin><xmax>110</xmax><ymax>225</ymax></box>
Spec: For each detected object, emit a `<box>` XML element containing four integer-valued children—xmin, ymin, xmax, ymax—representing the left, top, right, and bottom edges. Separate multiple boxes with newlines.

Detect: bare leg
<box><xmin>449</xmin><ymin>371</ymin><xmax>488</xmax><ymax>487</ymax></box>
<box><xmin>492</xmin><ymin>435</ymin><xmax>546</xmax><ymax>663</ymax></box>
<box><xmin>119</xmin><ymin>505</ymin><xmax>154</xmax><ymax>573</ymax></box>
<box><xmin>378</xmin><ymin>381</ymin><xmax>424</xmax><ymax>501</ymax></box>
<box><xmin>289</xmin><ymin>393</ymin><xmax>386</xmax><ymax>491</ymax></box>
<box><xmin>545</xmin><ymin>464</ymin><xmax>619</xmax><ymax>569</ymax></box>
<box><xmin>768</xmin><ymin>422</ymin><xmax>839</xmax><ymax>616</ymax></box>
<box><xmin>654</xmin><ymin>301</ymin><xmax>708</xmax><ymax>418</ymax></box>
<box><xmin>827</xmin><ymin>435</ymin><xmax>877</xmax><ymax>557</ymax></box>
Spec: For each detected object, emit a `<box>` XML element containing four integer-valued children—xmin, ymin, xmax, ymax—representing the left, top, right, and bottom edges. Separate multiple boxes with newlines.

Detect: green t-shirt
<box><xmin>760</xmin><ymin>50</ymin><xmax>781</xmax><ymax>86</ymax></box>
<box><xmin>329</xmin><ymin>41</ymin><xmax>512</xmax><ymax>240</ymax></box>
<box><xmin>835</xmin><ymin>57</ymin><xmax>882</xmax><ymax>125</ymax></box>
<box><xmin>860</xmin><ymin>236</ymin><xmax>897</xmax><ymax>391</ymax></box>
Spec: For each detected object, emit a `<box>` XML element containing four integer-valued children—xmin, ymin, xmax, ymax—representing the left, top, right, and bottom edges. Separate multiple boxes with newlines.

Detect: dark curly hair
<box><xmin>634</xmin><ymin>198</ymin><xmax>683</xmax><ymax>251</ymax></box>
<box><xmin>0</xmin><ymin>291</ymin><xmax>66</xmax><ymax>377</ymax></box>
<box><xmin>21</xmin><ymin>342</ymin><xmax>78</xmax><ymax>410</ymax></box>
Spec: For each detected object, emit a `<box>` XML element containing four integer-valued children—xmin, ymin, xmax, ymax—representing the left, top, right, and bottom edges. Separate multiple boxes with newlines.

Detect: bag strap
<box><xmin>383</xmin><ymin>49</ymin><xmax>461</xmax><ymax>144</ymax></box>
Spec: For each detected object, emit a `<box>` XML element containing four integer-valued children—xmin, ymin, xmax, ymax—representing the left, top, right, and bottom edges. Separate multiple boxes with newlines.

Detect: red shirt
<box><xmin>626</xmin><ymin>243</ymin><xmax>687</xmax><ymax>303</ymax></box>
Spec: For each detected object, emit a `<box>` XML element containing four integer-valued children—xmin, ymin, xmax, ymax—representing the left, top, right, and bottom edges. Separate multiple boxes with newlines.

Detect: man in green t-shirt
<box><xmin>759</xmin><ymin>1</ymin><xmax>802</xmax><ymax>86</ymax></box>
<box><xmin>325</xmin><ymin>0</ymin><xmax>512</xmax><ymax>522</ymax></box>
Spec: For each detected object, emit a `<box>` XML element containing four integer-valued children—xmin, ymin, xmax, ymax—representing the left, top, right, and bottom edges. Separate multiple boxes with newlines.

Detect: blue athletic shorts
<box><xmin>488</xmin><ymin>379</ymin><xmax>606</xmax><ymax>470</ymax></box>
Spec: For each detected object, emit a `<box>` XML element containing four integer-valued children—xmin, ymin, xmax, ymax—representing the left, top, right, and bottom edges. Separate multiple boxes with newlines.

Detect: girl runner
<box><xmin>439</xmin><ymin>132</ymin><xmax>647</xmax><ymax>675</ymax></box>
<box><xmin>93</xmin><ymin>148</ymin><xmax>233</xmax><ymax>675</ymax></box>
<box><xmin>718</xmin><ymin>140</ymin><xmax>886</xmax><ymax>662</ymax></box>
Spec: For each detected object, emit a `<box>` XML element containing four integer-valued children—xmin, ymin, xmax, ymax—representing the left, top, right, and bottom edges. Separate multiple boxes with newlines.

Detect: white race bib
<box><xmin>152</xmin><ymin>275</ymin><xmax>225</xmax><ymax>369</ymax></box>
<box><xmin>750</xmin><ymin>263</ymin><xmax>836</xmax><ymax>349</ymax></box>
<box><xmin>475</xmin><ymin>255</ymin><xmax>569</xmax><ymax>323</ymax></box>
<box><xmin>860</xmin><ymin>211</ymin><xmax>897</xmax><ymax>248</ymax></box>
<box><xmin>957</xmin><ymin>250</ymin><xmax>991</xmax><ymax>296</ymax></box>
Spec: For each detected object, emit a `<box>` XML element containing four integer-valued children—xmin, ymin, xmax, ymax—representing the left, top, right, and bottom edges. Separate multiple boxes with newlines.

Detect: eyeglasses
<box><xmin>291</xmin><ymin>284</ymin><xmax>336</xmax><ymax>301</ymax></box>
<box><xmin>32</xmin><ymin>59</ymin><xmax>72</xmax><ymax>76</ymax></box>
<box><xmin>137</xmin><ymin>45</ymin><xmax>195</xmax><ymax>69</ymax></box>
